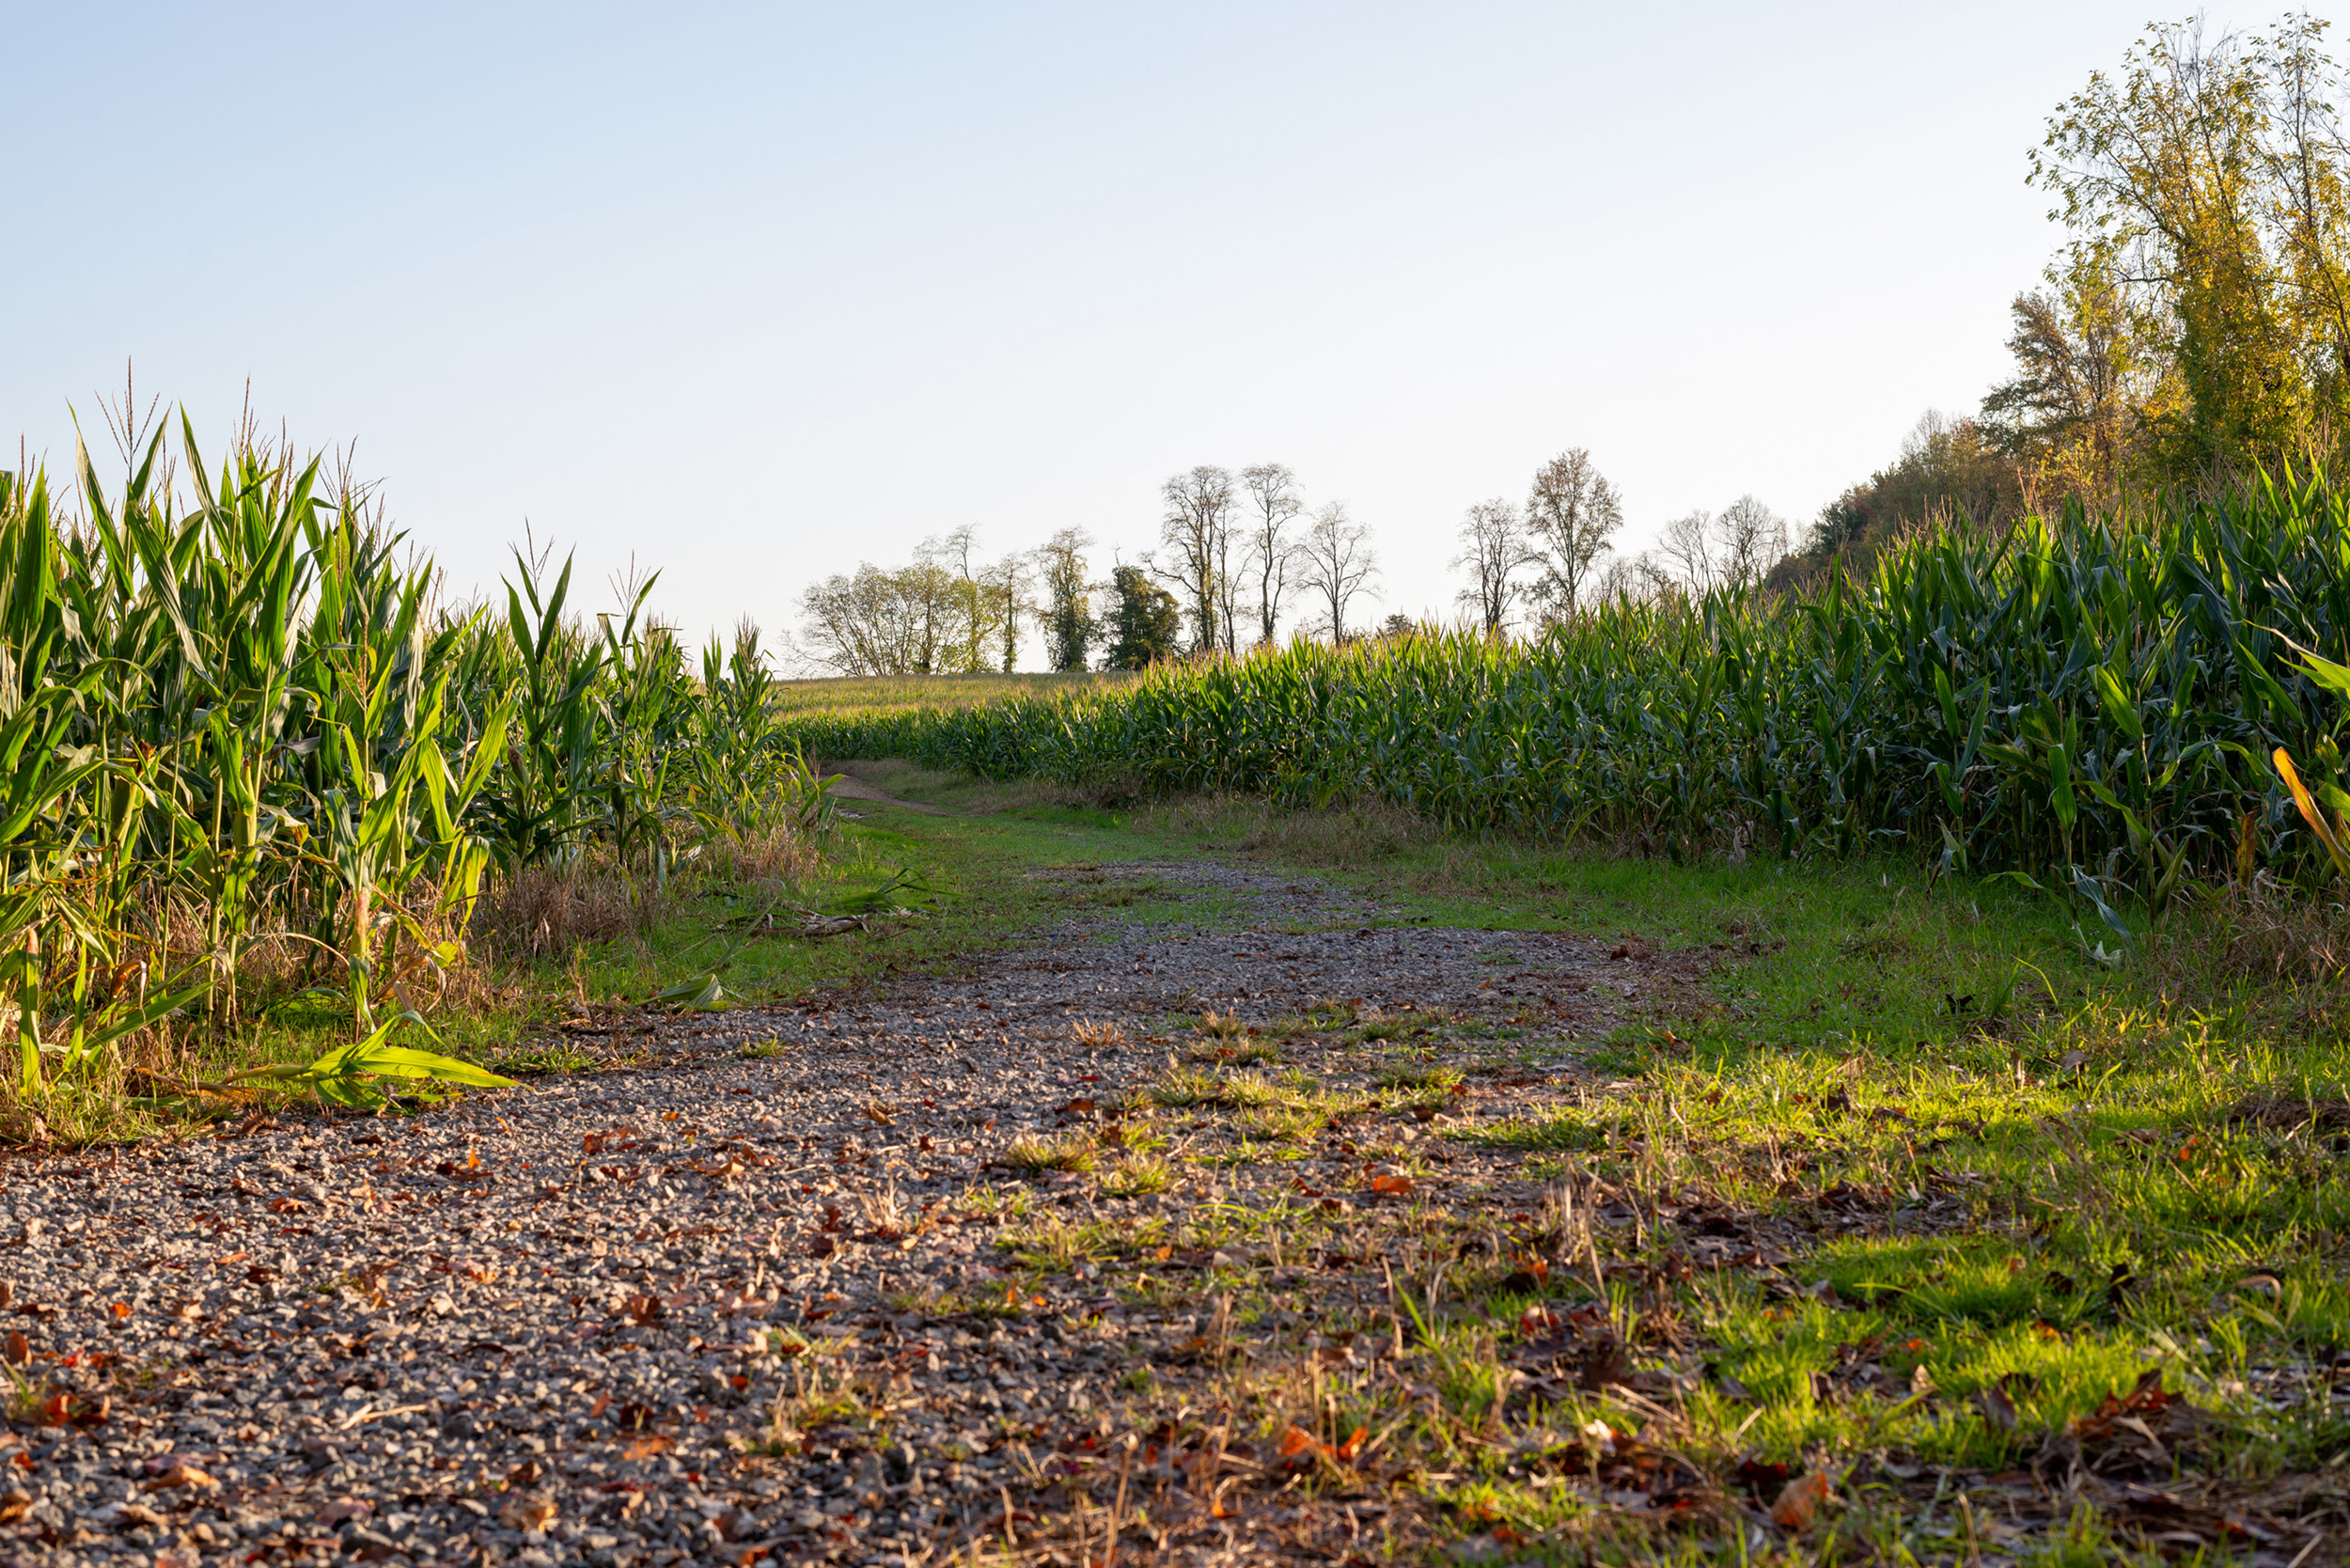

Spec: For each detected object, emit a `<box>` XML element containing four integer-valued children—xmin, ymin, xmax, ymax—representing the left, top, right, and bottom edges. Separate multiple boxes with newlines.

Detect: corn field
<box><xmin>785</xmin><ymin>475</ymin><xmax>2350</xmax><ymax>909</ymax></box>
<box><xmin>0</xmin><ymin>417</ymin><xmax>823</xmax><ymax>1117</ymax></box>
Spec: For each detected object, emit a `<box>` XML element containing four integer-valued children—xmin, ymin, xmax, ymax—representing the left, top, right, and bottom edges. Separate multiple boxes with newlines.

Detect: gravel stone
<box><xmin>0</xmin><ymin>858</ymin><xmax>1675</xmax><ymax>1565</ymax></box>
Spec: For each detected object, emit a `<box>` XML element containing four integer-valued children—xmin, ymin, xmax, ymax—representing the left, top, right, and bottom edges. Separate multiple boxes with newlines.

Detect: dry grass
<box><xmin>469</xmin><ymin>855</ymin><xmax>675</xmax><ymax>964</ymax></box>
<box><xmin>1069</xmin><ymin>1017</ymin><xmax>1126</xmax><ymax>1048</ymax></box>
<box><xmin>2227</xmin><ymin>1087</ymin><xmax>2350</xmax><ymax>1134</ymax></box>
<box><xmin>2141</xmin><ymin>880</ymin><xmax>2350</xmax><ymax>1040</ymax></box>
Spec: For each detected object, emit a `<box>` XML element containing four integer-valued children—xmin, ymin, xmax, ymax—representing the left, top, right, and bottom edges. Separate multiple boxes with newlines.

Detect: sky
<box><xmin>1</xmin><ymin>1</ymin><xmax>2266</xmax><ymax>663</ymax></box>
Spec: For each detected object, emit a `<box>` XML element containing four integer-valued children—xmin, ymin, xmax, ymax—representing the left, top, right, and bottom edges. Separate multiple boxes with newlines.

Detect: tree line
<box><xmin>797</xmin><ymin>449</ymin><xmax>1798</xmax><ymax>673</ymax></box>
<box><xmin>798</xmin><ymin>464</ymin><xmax>1398</xmax><ymax>674</ymax></box>
<box><xmin>804</xmin><ymin>13</ymin><xmax>2343</xmax><ymax>672</ymax></box>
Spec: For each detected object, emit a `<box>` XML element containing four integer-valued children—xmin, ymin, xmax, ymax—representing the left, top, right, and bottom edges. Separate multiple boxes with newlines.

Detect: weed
<box><xmin>997</xmin><ymin>1131</ymin><xmax>1095</xmax><ymax>1175</ymax></box>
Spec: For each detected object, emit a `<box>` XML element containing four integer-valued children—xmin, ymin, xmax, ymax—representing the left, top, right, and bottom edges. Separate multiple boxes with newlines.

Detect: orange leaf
<box><xmin>1277</xmin><ymin>1425</ymin><xmax>1318</xmax><ymax>1459</ymax></box>
<box><xmin>622</xmin><ymin>1435</ymin><xmax>673</xmax><ymax>1461</ymax></box>
<box><xmin>1369</xmin><ymin>1173</ymin><xmax>1415</xmax><ymax>1197</ymax></box>
<box><xmin>109</xmin><ymin>1302</ymin><xmax>132</xmax><ymax>1320</ymax></box>
<box><xmin>1771</xmin><ymin>1472</ymin><xmax>1832</xmax><ymax>1531</ymax></box>
<box><xmin>1333</xmin><ymin>1426</ymin><xmax>1370</xmax><ymax>1463</ymax></box>
<box><xmin>39</xmin><ymin>1394</ymin><xmax>70</xmax><ymax>1426</ymax></box>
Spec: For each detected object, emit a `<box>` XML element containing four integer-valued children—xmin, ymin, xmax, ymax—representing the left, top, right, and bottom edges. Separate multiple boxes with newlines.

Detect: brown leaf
<box><xmin>1981</xmin><ymin>1384</ymin><xmax>2019</xmax><ymax>1432</ymax></box>
<box><xmin>862</xmin><ymin>1103</ymin><xmax>896</xmax><ymax>1127</ymax></box>
<box><xmin>1368</xmin><ymin>1172</ymin><xmax>1415</xmax><ymax>1197</ymax></box>
<box><xmin>622</xmin><ymin>1435</ymin><xmax>673</xmax><ymax>1461</ymax></box>
<box><xmin>2</xmin><ymin>1331</ymin><xmax>25</xmax><ymax>1368</ymax></box>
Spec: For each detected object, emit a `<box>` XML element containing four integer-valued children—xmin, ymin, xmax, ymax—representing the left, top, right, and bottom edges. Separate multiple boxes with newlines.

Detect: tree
<box><xmin>1240</xmin><ymin>463</ymin><xmax>1303</xmax><ymax>646</ymax></box>
<box><xmin>2031</xmin><ymin>14</ymin><xmax>2350</xmax><ymax>476</ymax></box>
<box><xmin>1714</xmin><ymin>494</ymin><xmax>1788</xmax><ymax>591</ymax></box>
<box><xmin>979</xmin><ymin>554</ymin><xmax>1027</xmax><ymax>673</ymax></box>
<box><xmin>797</xmin><ymin>559</ymin><xmax>957</xmax><ymax>675</ymax></box>
<box><xmin>1295</xmin><ymin>502</ymin><xmax>1379</xmax><ymax>642</ymax></box>
<box><xmin>1034</xmin><ymin>527</ymin><xmax>1098</xmax><ymax>672</ymax></box>
<box><xmin>930</xmin><ymin>525</ymin><xmax>1011</xmax><ymax>673</ymax></box>
<box><xmin>1152</xmin><ymin>466</ymin><xmax>1236</xmax><ymax>656</ymax></box>
<box><xmin>1778</xmin><ymin>412</ymin><xmax>2027</xmax><ymax>586</ymax></box>
<box><xmin>1450</xmin><ymin>497</ymin><xmax>1540</xmax><ymax>635</ymax></box>
<box><xmin>1525</xmin><ymin>448</ymin><xmax>1622</xmax><ymax>622</ymax></box>
<box><xmin>1655</xmin><ymin>509</ymin><xmax>1718</xmax><ymax>597</ymax></box>
<box><xmin>1981</xmin><ymin>248</ymin><xmax>2166</xmax><ymax>506</ymax></box>
<box><xmin>1104</xmin><ymin>565</ymin><xmax>1181</xmax><ymax>669</ymax></box>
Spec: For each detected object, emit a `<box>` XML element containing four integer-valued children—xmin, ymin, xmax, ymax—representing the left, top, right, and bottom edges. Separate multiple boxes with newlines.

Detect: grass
<box><xmin>773</xmin><ymin>670</ymin><xmax>1138</xmax><ymax>722</ymax></box>
<box><xmin>708</xmin><ymin>768</ymin><xmax>2350</xmax><ymax>1563</ymax></box>
<box><xmin>40</xmin><ymin>666</ymin><xmax>2346</xmax><ymax>1561</ymax></box>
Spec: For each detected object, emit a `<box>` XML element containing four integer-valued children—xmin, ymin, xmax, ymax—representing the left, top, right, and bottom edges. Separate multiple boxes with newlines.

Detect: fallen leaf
<box><xmin>621</xmin><ymin>1435</ymin><xmax>673</xmax><ymax>1461</ymax></box>
<box><xmin>1981</xmin><ymin>1384</ymin><xmax>2019</xmax><ymax>1432</ymax></box>
<box><xmin>1770</xmin><ymin>1471</ymin><xmax>1832</xmax><ymax>1531</ymax></box>
<box><xmin>144</xmin><ymin>1465</ymin><xmax>218</xmax><ymax>1492</ymax></box>
<box><xmin>1368</xmin><ymin>1173</ymin><xmax>1415</xmax><ymax>1197</ymax></box>
<box><xmin>499</xmin><ymin>1493</ymin><xmax>556</xmax><ymax>1531</ymax></box>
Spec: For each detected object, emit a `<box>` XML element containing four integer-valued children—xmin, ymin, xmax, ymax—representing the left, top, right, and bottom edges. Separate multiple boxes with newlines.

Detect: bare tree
<box><xmin>1715</xmin><ymin>494</ymin><xmax>1789</xmax><ymax>590</ymax></box>
<box><xmin>1151</xmin><ymin>466</ymin><xmax>1237</xmax><ymax>655</ymax></box>
<box><xmin>1240</xmin><ymin>463</ymin><xmax>1303</xmax><ymax>646</ymax></box>
<box><xmin>1449</xmin><ymin>497</ymin><xmax>1541</xmax><ymax>635</ymax></box>
<box><xmin>1525</xmin><ymin>448</ymin><xmax>1623</xmax><ymax>622</ymax></box>
<box><xmin>1295</xmin><ymin>502</ymin><xmax>1379</xmax><ymax>642</ymax></box>
<box><xmin>1593</xmin><ymin>551</ymin><xmax>1680</xmax><ymax>605</ymax></box>
<box><xmin>1656</xmin><ymin>509</ymin><xmax>1718</xmax><ymax>596</ymax></box>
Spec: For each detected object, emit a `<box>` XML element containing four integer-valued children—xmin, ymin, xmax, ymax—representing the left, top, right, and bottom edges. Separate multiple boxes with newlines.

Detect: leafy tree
<box><xmin>1104</xmin><ymin>565</ymin><xmax>1181</xmax><ymax>669</ymax></box>
<box><xmin>2033</xmin><ymin>14</ymin><xmax>2350</xmax><ymax>476</ymax></box>
<box><xmin>1778</xmin><ymin>413</ymin><xmax>2025</xmax><ymax>587</ymax></box>
<box><xmin>1035</xmin><ymin>527</ymin><xmax>1098</xmax><ymax>672</ymax></box>
<box><xmin>798</xmin><ymin>559</ymin><xmax>957</xmax><ymax>675</ymax></box>
<box><xmin>1525</xmin><ymin>448</ymin><xmax>1622</xmax><ymax>622</ymax></box>
<box><xmin>1981</xmin><ymin>244</ymin><xmax>2171</xmax><ymax>506</ymax></box>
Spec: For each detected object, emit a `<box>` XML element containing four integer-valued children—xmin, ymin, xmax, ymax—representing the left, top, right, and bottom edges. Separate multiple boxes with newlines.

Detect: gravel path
<box><xmin>0</xmin><ymin>860</ymin><xmax>1695</xmax><ymax>1567</ymax></box>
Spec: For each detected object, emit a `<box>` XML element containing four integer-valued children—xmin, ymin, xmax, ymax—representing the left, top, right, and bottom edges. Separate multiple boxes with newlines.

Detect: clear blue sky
<box><xmin>3</xmin><ymin>2</ymin><xmax>2242</xmax><ymax>656</ymax></box>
